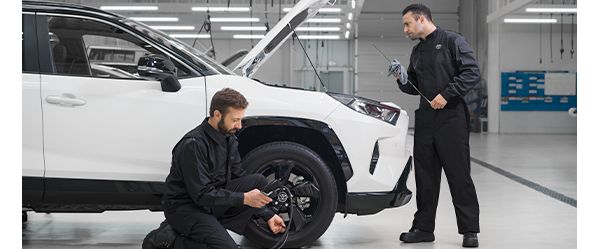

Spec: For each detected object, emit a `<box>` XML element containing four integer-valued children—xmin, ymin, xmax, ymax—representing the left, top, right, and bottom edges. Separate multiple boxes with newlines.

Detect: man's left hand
<box><xmin>267</xmin><ymin>215</ymin><xmax>286</xmax><ymax>234</ymax></box>
<box><xmin>430</xmin><ymin>94</ymin><xmax>447</xmax><ymax>110</ymax></box>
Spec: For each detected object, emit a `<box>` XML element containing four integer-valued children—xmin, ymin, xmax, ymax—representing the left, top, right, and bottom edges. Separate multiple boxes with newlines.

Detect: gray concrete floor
<box><xmin>22</xmin><ymin>133</ymin><xmax>577</xmax><ymax>248</ymax></box>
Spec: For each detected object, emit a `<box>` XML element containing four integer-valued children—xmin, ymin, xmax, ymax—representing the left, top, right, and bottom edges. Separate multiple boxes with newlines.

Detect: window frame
<box><xmin>22</xmin><ymin>12</ymin><xmax>40</xmax><ymax>73</ymax></box>
<box><xmin>35</xmin><ymin>12</ymin><xmax>202</xmax><ymax>80</ymax></box>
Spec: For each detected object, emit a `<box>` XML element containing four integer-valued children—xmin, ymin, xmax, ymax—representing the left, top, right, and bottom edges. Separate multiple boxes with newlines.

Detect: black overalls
<box><xmin>162</xmin><ymin>118</ymin><xmax>274</xmax><ymax>248</ymax></box>
<box><xmin>397</xmin><ymin>27</ymin><xmax>480</xmax><ymax>234</ymax></box>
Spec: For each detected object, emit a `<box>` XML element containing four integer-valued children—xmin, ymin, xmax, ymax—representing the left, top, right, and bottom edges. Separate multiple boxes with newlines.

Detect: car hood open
<box><xmin>235</xmin><ymin>0</ymin><xmax>332</xmax><ymax>78</ymax></box>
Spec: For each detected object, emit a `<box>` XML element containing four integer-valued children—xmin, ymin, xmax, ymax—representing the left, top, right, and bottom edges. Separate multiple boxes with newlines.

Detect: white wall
<box><xmin>497</xmin><ymin>20</ymin><xmax>577</xmax><ymax>134</ymax></box>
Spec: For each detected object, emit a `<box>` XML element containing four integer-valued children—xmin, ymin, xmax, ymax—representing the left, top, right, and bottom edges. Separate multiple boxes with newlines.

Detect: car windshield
<box><xmin>121</xmin><ymin>19</ymin><xmax>236</xmax><ymax>76</ymax></box>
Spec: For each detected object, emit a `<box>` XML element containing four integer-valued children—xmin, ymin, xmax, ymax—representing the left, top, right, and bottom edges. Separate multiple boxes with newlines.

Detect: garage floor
<box><xmin>22</xmin><ymin>133</ymin><xmax>577</xmax><ymax>249</ymax></box>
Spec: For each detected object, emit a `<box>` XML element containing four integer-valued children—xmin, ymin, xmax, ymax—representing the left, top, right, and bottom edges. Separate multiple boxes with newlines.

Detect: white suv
<box><xmin>22</xmin><ymin>0</ymin><xmax>413</xmax><ymax>247</ymax></box>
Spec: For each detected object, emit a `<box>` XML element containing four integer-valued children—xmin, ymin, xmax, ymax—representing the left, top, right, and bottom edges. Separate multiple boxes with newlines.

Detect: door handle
<box><xmin>45</xmin><ymin>94</ymin><xmax>86</xmax><ymax>107</ymax></box>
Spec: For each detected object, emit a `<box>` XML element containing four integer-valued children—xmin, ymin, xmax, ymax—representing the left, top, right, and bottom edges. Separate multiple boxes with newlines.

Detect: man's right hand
<box><xmin>243</xmin><ymin>189</ymin><xmax>273</xmax><ymax>208</ymax></box>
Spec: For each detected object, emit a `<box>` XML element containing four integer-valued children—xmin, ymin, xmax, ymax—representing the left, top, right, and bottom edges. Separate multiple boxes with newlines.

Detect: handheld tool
<box><xmin>371</xmin><ymin>42</ymin><xmax>431</xmax><ymax>104</ymax></box>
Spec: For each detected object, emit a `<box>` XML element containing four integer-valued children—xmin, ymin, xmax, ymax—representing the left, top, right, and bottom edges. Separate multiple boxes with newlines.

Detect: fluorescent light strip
<box><xmin>348</xmin><ymin>13</ymin><xmax>353</xmax><ymax>21</ymax></box>
<box><xmin>503</xmin><ymin>18</ymin><xmax>557</xmax><ymax>23</ymax></box>
<box><xmin>346</xmin><ymin>22</ymin><xmax>351</xmax><ymax>29</ymax></box>
<box><xmin>298</xmin><ymin>35</ymin><xmax>340</xmax><ymax>40</ymax></box>
<box><xmin>169</xmin><ymin>34</ymin><xmax>211</xmax><ymax>39</ymax></box>
<box><xmin>221</xmin><ymin>26</ymin><xmax>267</xmax><ymax>31</ymax></box>
<box><xmin>210</xmin><ymin>17</ymin><xmax>260</xmax><ymax>22</ymax></box>
<box><xmin>233</xmin><ymin>34</ymin><xmax>266</xmax><ymax>39</ymax></box>
<box><xmin>307</xmin><ymin>18</ymin><xmax>341</xmax><ymax>23</ymax></box>
<box><xmin>296</xmin><ymin>27</ymin><xmax>341</xmax><ymax>31</ymax></box>
<box><xmin>192</xmin><ymin>7</ymin><xmax>250</xmax><ymax>12</ymax></box>
<box><xmin>345</xmin><ymin>31</ymin><xmax>350</xmax><ymax>39</ymax></box>
<box><xmin>283</xmin><ymin>7</ymin><xmax>341</xmax><ymax>13</ymax></box>
<box><xmin>352</xmin><ymin>0</ymin><xmax>356</xmax><ymax>9</ymax></box>
<box><xmin>526</xmin><ymin>7</ymin><xmax>577</xmax><ymax>13</ymax></box>
<box><xmin>130</xmin><ymin>17</ymin><xmax>179</xmax><ymax>22</ymax></box>
<box><xmin>100</xmin><ymin>6</ymin><xmax>158</xmax><ymax>11</ymax></box>
<box><xmin>150</xmin><ymin>26</ymin><xmax>195</xmax><ymax>30</ymax></box>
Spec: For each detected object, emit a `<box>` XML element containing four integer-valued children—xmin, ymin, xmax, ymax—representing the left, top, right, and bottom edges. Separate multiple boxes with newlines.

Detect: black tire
<box><xmin>242</xmin><ymin>142</ymin><xmax>337</xmax><ymax>248</ymax></box>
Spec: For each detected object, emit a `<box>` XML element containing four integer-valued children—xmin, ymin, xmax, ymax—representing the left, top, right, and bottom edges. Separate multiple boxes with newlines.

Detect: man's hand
<box><xmin>388</xmin><ymin>59</ymin><xmax>408</xmax><ymax>85</ymax></box>
<box><xmin>267</xmin><ymin>215</ymin><xmax>286</xmax><ymax>234</ymax></box>
<box><xmin>430</xmin><ymin>94</ymin><xmax>447</xmax><ymax>110</ymax></box>
<box><xmin>243</xmin><ymin>189</ymin><xmax>272</xmax><ymax>208</ymax></box>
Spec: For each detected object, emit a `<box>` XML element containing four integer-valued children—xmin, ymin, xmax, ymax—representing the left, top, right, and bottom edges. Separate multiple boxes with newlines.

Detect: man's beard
<box><xmin>218</xmin><ymin>118</ymin><xmax>238</xmax><ymax>135</ymax></box>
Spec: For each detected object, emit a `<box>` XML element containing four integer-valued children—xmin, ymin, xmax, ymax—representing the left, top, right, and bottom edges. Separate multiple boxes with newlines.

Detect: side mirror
<box><xmin>137</xmin><ymin>54</ymin><xmax>181</xmax><ymax>92</ymax></box>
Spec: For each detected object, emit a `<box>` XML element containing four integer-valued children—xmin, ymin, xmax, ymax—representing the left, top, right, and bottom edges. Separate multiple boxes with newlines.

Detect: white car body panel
<box><xmin>40</xmin><ymin>74</ymin><xmax>206</xmax><ymax>181</ymax></box>
<box><xmin>23</xmin><ymin>73</ymin><xmax>45</xmax><ymax>177</ymax></box>
<box><xmin>325</xmin><ymin>105</ymin><xmax>411</xmax><ymax>192</ymax></box>
<box><xmin>204</xmin><ymin>75</ymin><xmax>340</xmax><ymax>120</ymax></box>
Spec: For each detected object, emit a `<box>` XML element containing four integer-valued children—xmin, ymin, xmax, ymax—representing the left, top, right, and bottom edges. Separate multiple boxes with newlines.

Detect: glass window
<box><xmin>46</xmin><ymin>16</ymin><xmax>194</xmax><ymax>79</ymax></box>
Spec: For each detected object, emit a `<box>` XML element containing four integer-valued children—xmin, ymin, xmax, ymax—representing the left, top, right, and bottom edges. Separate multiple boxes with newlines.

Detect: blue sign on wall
<box><xmin>501</xmin><ymin>72</ymin><xmax>577</xmax><ymax>111</ymax></box>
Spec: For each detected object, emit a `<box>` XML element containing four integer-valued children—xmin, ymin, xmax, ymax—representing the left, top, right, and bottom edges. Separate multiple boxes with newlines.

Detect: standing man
<box><xmin>147</xmin><ymin>88</ymin><xmax>286</xmax><ymax>249</ymax></box>
<box><xmin>390</xmin><ymin>3</ymin><xmax>480</xmax><ymax>248</ymax></box>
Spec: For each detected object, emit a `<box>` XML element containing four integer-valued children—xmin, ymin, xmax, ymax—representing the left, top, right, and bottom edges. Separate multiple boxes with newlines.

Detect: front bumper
<box><xmin>343</xmin><ymin>156</ymin><xmax>412</xmax><ymax>216</ymax></box>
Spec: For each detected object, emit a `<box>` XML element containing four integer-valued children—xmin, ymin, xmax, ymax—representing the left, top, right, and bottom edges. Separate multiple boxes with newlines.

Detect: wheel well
<box><xmin>238</xmin><ymin>125</ymin><xmax>348</xmax><ymax>210</ymax></box>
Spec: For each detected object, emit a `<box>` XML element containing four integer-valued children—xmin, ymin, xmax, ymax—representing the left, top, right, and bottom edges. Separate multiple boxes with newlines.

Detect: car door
<box><xmin>22</xmin><ymin>12</ymin><xmax>44</xmax><ymax>204</ymax></box>
<box><xmin>37</xmin><ymin>14</ymin><xmax>207</xmax><ymax>185</ymax></box>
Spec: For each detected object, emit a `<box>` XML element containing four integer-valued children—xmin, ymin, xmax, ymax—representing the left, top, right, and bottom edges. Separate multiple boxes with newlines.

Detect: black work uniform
<box><xmin>397</xmin><ymin>27</ymin><xmax>480</xmax><ymax>234</ymax></box>
<box><xmin>162</xmin><ymin>118</ymin><xmax>274</xmax><ymax>249</ymax></box>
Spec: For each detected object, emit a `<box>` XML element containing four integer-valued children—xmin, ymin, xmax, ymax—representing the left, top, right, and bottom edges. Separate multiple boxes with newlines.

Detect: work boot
<box><xmin>399</xmin><ymin>228</ymin><xmax>435</xmax><ymax>243</ymax></box>
<box><xmin>142</xmin><ymin>220</ymin><xmax>177</xmax><ymax>249</ymax></box>
<box><xmin>462</xmin><ymin>233</ymin><xmax>479</xmax><ymax>248</ymax></box>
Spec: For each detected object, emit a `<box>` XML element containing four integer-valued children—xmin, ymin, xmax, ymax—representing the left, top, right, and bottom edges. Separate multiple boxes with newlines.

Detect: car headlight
<box><xmin>328</xmin><ymin>93</ymin><xmax>401</xmax><ymax>125</ymax></box>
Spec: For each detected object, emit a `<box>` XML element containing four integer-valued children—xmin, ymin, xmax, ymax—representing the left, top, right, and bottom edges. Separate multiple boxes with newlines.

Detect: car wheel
<box><xmin>242</xmin><ymin>142</ymin><xmax>337</xmax><ymax>248</ymax></box>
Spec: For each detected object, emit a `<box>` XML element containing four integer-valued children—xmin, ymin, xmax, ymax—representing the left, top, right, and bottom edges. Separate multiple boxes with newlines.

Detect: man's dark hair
<box><xmin>402</xmin><ymin>3</ymin><xmax>433</xmax><ymax>22</ymax></box>
<box><xmin>209</xmin><ymin>88</ymin><xmax>248</xmax><ymax>117</ymax></box>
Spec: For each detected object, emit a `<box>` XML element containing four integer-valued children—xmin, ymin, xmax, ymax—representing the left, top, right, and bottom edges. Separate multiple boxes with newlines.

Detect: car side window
<box><xmin>46</xmin><ymin>16</ymin><xmax>193</xmax><ymax>79</ymax></box>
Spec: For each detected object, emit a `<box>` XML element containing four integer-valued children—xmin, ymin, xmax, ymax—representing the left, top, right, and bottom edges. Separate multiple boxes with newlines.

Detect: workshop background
<box><xmin>16</xmin><ymin>0</ymin><xmax>586</xmax><ymax>249</ymax></box>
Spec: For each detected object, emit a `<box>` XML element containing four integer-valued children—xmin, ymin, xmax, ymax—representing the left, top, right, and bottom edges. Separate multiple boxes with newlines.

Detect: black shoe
<box><xmin>462</xmin><ymin>233</ymin><xmax>479</xmax><ymax>248</ymax></box>
<box><xmin>142</xmin><ymin>220</ymin><xmax>177</xmax><ymax>249</ymax></box>
<box><xmin>399</xmin><ymin>228</ymin><xmax>435</xmax><ymax>243</ymax></box>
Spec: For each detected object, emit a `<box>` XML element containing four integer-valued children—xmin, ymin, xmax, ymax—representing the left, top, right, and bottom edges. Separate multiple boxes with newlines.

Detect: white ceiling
<box><xmin>49</xmin><ymin>0</ymin><xmax>358</xmax><ymax>40</ymax></box>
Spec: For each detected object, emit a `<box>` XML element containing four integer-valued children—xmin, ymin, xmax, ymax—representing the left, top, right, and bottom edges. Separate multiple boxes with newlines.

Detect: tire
<box><xmin>22</xmin><ymin>211</ymin><xmax>27</xmax><ymax>222</ymax></box>
<box><xmin>242</xmin><ymin>142</ymin><xmax>337</xmax><ymax>248</ymax></box>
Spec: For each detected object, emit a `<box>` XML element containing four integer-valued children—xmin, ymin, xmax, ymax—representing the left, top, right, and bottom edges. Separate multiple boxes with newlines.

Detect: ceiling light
<box><xmin>348</xmin><ymin>13</ymin><xmax>353</xmax><ymax>21</ymax></box>
<box><xmin>130</xmin><ymin>17</ymin><xmax>179</xmax><ymax>22</ymax></box>
<box><xmin>221</xmin><ymin>26</ymin><xmax>267</xmax><ymax>31</ymax></box>
<box><xmin>345</xmin><ymin>31</ymin><xmax>350</xmax><ymax>39</ymax></box>
<box><xmin>192</xmin><ymin>7</ymin><xmax>250</xmax><ymax>12</ymax></box>
<box><xmin>526</xmin><ymin>7</ymin><xmax>577</xmax><ymax>13</ymax></box>
<box><xmin>283</xmin><ymin>7</ymin><xmax>341</xmax><ymax>13</ymax></box>
<box><xmin>210</xmin><ymin>17</ymin><xmax>260</xmax><ymax>22</ymax></box>
<box><xmin>149</xmin><ymin>26</ymin><xmax>195</xmax><ymax>30</ymax></box>
<box><xmin>233</xmin><ymin>34</ymin><xmax>266</xmax><ymax>39</ymax></box>
<box><xmin>296</xmin><ymin>27</ymin><xmax>341</xmax><ymax>31</ymax></box>
<box><xmin>169</xmin><ymin>34</ymin><xmax>210</xmax><ymax>39</ymax></box>
<box><xmin>346</xmin><ymin>22</ymin><xmax>351</xmax><ymax>29</ymax></box>
<box><xmin>307</xmin><ymin>18</ymin><xmax>341</xmax><ymax>23</ymax></box>
<box><xmin>503</xmin><ymin>18</ymin><xmax>557</xmax><ymax>23</ymax></box>
<box><xmin>352</xmin><ymin>0</ymin><xmax>356</xmax><ymax>9</ymax></box>
<box><xmin>298</xmin><ymin>35</ymin><xmax>340</xmax><ymax>40</ymax></box>
<box><xmin>100</xmin><ymin>6</ymin><xmax>158</xmax><ymax>11</ymax></box>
